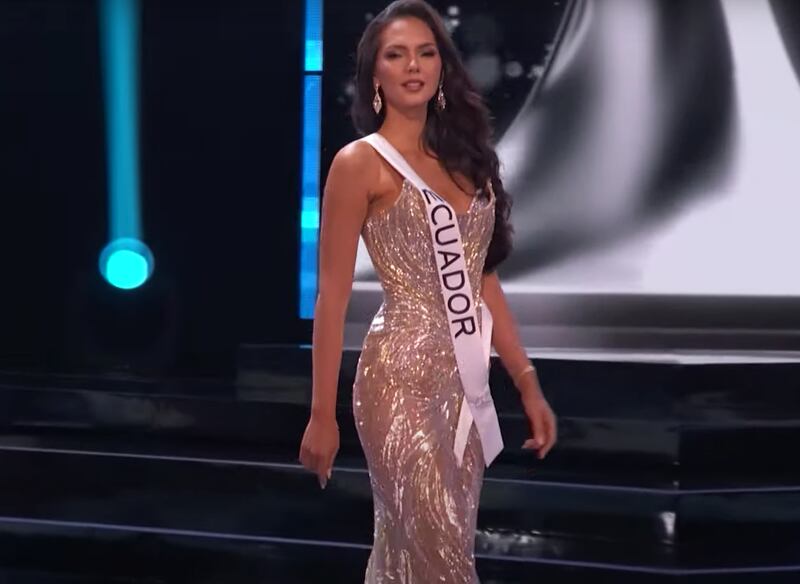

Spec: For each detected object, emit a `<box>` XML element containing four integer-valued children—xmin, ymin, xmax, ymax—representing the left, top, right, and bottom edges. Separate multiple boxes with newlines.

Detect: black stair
<box><xmin>0</xmin><ymin>345</ymin><xmax>798</xmax><ymax>582</ymax></box>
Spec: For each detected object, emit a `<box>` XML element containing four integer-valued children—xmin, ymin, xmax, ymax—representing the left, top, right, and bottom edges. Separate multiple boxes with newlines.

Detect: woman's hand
<box><xmin>299</xmin><ymin>414</ymin><xmax>340</xmax><ymax>489</ymax></box>
<box><xmin>520</xmin><ymin>390</ymin><xmax>557</xmax><ymax>459</ymax></box>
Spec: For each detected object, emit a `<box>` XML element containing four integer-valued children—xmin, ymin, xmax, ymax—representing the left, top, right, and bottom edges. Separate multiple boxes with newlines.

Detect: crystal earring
<box><xmin>372</xmin><ymin>84</ymin><xmax>383</xmax><ymax>114</ymax></box>
<box><xmin>436</xmin><ymin>79</ymin><xmax>446</xmax><ymax>111</ymax></box>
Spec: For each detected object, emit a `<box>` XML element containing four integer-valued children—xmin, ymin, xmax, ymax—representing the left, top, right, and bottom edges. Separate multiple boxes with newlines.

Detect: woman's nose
<box><xmin>408</xmin><ymin>57</ymin><xmax>420</xmax><ymax>71</ymax></box>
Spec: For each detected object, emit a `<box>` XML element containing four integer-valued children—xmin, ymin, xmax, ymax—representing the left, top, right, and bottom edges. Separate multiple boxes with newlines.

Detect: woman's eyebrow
<box><xmin>384</xmin><ymin>42</ymin><xmax>436</xmax><ymax>51</ymax></box>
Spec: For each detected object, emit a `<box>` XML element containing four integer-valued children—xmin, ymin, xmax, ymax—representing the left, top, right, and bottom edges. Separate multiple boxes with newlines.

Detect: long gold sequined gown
<box><xmin>353</xmin><ymin>171</ymin><xmax>496</xmax><ymax>583</ymax></box>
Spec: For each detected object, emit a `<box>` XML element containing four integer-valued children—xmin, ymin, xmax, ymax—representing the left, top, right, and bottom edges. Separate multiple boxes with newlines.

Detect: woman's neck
<box><xmin>378</xmin><ymin>105</ymin><xmax>429</xmax><ymax>157</ymax></box>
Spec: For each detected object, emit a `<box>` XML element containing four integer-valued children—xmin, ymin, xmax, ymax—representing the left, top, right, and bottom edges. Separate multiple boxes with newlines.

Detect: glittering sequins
<box><xmin>353</xmin><ymin>177</ymin><xmax>495</xmax><ymax>583</ymax></box>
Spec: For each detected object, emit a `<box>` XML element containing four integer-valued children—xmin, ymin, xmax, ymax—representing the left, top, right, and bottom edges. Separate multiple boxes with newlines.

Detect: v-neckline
<box><xmin>403</xmin><ymin>178</ymin><xmax>477</xmax><ymax>217</ymax></box>
<box><xmin>375</xmin><ymin>133</ymin><xmax>478</xmax><ymax>216</ymax></box>
<box><xmin>365</xmin><ymin>179</ymin><xmax>480</xmax><ymax>226</ymax></box>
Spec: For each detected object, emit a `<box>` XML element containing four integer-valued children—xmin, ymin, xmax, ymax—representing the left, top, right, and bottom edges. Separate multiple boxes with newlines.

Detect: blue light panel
<box><xmin>299</xmin><ymin>0</ymin><xmax>323</xmax><ymax>318</ymax></box>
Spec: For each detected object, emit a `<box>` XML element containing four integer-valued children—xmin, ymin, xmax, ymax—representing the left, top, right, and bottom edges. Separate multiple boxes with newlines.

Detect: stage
<box><xmin>0</xmin><ymin>344</ymin><xmax>798</xmax><ymax>582</ymax></box>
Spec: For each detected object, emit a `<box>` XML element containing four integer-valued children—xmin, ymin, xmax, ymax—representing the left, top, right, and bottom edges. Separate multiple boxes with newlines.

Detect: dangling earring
<box><xmin>372</xmin><ymin>84</ymin><xmax>383</xmax><ymax>114</ymax></box>
<box><xmin>436</xmin><ymin>78</ymin><xmax>446</xmax><ymax>112</ymax></box>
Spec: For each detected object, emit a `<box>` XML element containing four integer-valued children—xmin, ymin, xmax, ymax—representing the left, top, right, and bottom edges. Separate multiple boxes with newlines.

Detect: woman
<box><xmin>299</xmin><ymin>1</ymin><xmax>557</xmax><ymax>581</ymax></box>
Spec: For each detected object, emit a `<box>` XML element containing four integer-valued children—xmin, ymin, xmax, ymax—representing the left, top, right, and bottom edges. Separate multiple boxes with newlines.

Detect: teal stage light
<box><xmin>99</xmin><ymin>238</ymin><xmax>154</xmax><ymax>290</ymax></box>
<box><xmin>99</xmin><ymin>0</ymin><xmax>154</xmax><ymax>290</ymax></box>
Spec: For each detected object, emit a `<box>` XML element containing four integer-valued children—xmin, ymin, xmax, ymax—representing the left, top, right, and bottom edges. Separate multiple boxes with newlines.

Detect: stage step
<box><xmin>1</xmin><ymin>345</ymin><xmax>799</xmax><ymax>582</ymax></box>
<box><xmin>4</xmin><ymin>348</ymin><xmax>800</xmax><ymax>473</ymax></box>
<box><xmin>0</xmin><ymin>431</ymin><xmax>797</xmax><ymax>581</ymax></box>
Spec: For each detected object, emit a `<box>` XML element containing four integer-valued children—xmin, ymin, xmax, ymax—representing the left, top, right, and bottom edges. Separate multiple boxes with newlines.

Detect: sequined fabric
<box><xmin>353</xmin><ymin>175</ymin><xmax>496</xmax><ymax>583</ymax></box>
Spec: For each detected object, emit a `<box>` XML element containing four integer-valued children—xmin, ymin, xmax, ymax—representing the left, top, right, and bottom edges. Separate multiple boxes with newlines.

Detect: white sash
<box><xmin>361</xmin><ymin>133</ymin><xmax>504</xmax><ymax>468</ymax></box>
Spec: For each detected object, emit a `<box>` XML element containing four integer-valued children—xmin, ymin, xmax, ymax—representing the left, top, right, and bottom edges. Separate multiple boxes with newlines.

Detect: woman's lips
<box><xmin>402</xmin><ymin>81</ymin><xmax>425</xmax><ymax>92</ymax></box>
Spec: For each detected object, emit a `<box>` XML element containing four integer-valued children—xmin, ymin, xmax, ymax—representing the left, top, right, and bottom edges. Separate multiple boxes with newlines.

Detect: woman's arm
<box><xmin>300</xmin><ymin>140</ymin><xmax>377</xmax><ymax>487</ymax></box>
<box><xmin>481</xmin><ymin>270</ymin><xmax>542</xmax><ymax>399</ymax></box>
<box><xmin>310</xmin><ymin>141</ymin><xmax>376</xmax><ymax>420</ymax></box>
<box><xmin>481</xmin><ymin>270</ymin><xmax>557</xmax><ymax>458</ymax></box>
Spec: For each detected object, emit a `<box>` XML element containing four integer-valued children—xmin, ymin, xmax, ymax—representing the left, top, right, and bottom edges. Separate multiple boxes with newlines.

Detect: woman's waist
<box><xmin>367</xmin><ymin>298</ymin><xmax>486</xmax><ymax>336</ymax></box>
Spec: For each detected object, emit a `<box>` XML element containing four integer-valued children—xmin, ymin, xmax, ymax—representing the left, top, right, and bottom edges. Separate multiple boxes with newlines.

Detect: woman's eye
<box><xmin>422</xmin><ymin>51</ymin><xmax>436</xmax><ymax>57</ymax></box>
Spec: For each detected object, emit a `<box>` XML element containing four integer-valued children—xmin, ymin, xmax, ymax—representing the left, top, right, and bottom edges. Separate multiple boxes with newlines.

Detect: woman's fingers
<box><xmin>540</xmin><ymin>409</ymin><xmax>557</xmax><ymax>458</ymax></box>
<box><xmin>314</xmin><ymin>448</ymin><xmax>338</xmax><ymax>489</ymax></box>
<box><xmin>298</xmin><ymin>418</ymin><xmax>339</xmax><ymax>489</ymax></box>
<box><xmin>299</xmin><ymin>443</ymin><xmax>324</xmax><ymax>481</ymax></box>
<box><xmin>299</xmin><ymin>446</ymin><xmax>317</xmax><ymax>475</ymax></box>
<box><xmin>522</xmin><ymin>400</ymin><xmax>557</xmax><ymax>459</ymax></box>
<box><xmin>530</xmin><ymin>409</ymin><xmax>547</xmax><ymax>450</ymax></box>
<box><xmin>300</xmin><ymin>448</ymin><xmax>328</xmax><ymax>489</ymax></box>
<box><xmin>324</xmin><ymin>447</ymin><xmax>339</xmax><ymax>484</ymax></box>
<box><xmin>317</xmin><ymin>456</ymin><xmax>332</xmax><ymax>489</ymax></box>
<box><xmin>321</xmin><ymin>466</ymin><xmax>333</xmax><ymax>489</ymax></box>
<box><xmin>522</xmin><ymin>413</ymin><xmax>544</xmax><ymax>452</ymax></box>
<box><xmin>535</xmin><ymin>410</ymin><xmax>548</xmax><ymax>459</ymax></box>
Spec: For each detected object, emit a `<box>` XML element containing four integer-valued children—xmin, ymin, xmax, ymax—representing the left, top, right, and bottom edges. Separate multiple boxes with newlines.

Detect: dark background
<box><xmin>0</xmin><ymin>0</ymin><xmax>566</xmax><ymax>378</ymax></box>
<box><xmin>0</xmin><ymin>0</ymin><xmax>305</xmax><ymax>376</ymax></box>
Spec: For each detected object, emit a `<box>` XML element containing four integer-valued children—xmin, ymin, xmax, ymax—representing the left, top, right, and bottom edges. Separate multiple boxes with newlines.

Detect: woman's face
<box><xmin>374</xmin><ymin>16</ymin><xmax>442</xmax><ymax>113</ymax></box>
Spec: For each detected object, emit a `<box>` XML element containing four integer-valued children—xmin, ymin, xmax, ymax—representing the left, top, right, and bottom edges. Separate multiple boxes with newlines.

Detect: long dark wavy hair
<box><xmin>350</xmin><ymin>0</ymin><xmax>513</xmax><ymax>274</ymax></box>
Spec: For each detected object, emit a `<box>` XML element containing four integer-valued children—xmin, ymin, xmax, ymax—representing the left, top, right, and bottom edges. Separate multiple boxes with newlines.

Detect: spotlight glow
<box><xmin>99</xmin><ymin>0</ymin><xmax>154</xmax><ymax>290</ymax></box>
<box><xmin>100</xmin><ymin>238</ymin><xmax>154</xmax><ymax>289</ymax></box>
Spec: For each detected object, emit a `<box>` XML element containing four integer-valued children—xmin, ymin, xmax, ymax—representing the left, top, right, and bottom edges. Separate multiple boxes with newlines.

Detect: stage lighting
<box><xmin>99</xmin><ymin>238</ymin><xmax>154</xmax><ymax>290</ymax></box>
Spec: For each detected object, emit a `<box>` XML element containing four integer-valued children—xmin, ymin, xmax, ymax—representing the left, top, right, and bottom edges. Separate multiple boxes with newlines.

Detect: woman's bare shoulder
<box><xmin>327</xmin><ymin>138</ymin><xmax>381</xmax><ymax>190</ymax></box>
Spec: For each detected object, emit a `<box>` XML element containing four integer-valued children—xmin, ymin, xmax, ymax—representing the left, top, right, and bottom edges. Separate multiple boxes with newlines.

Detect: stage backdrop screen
<box><xmin>313</xmin><ymin>0</ymin><xmax>800</xmax><ymax>352</ymax></box>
